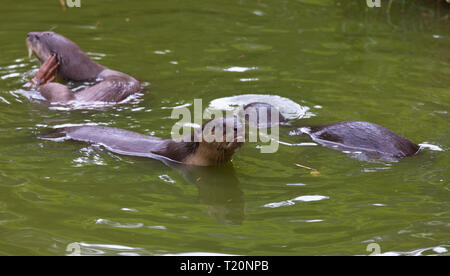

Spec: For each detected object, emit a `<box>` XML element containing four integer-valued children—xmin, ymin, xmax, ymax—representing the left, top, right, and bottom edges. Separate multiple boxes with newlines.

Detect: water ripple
<box><xmin>95</xmin><ymin>218</ymin><xmax>144</xmax><ymax>229</ymax></box>
<box><xmin>71</xmin><ymin>242</ymin><xmax>150</xmax><ymax>256</ymax></box>
<box><xmin>264</xmin><ymin>195</ymin><xmax>329</xmax><ymax>208</ymax></box>
<box><xmin>208</xmin><ymin>94</ymin><xmax>314</xmax><ymax>120</ymax></box>
<box><xmin>95</xmin><ymin>218</ymin><xmax>167</xmax><ymax>231</ymax></box>
<box><xmin>373</xmin><ymin>245</ymin><xmax>449</xmax><ymax>256</ymax></box>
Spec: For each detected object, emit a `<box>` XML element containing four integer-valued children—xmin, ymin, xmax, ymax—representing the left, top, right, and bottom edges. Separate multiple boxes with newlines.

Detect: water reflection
<box><xmin>165</xmin><ymin>161</ymin><xmax>245</xmax><ymax>225</ymax></box>
<box><xmin>337</xmin><ymin>0</ymin><xmax>448</xmax><ymax>33</ymax></box>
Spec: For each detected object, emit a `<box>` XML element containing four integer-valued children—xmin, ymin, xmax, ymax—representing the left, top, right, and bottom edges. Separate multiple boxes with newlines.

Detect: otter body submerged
<box><xmin>304</xmin><ymin>121</ymin><xmax>420</xmax><ymax>161</ymax></box>
<box><xmin>51</xmin><ymin>117</ymin><xmax>244</xmax><ymax>166</ymax></box>
<box><xmin>243</xmin><ymin>102</ymin><xmax>420</xmax><ymax>161</ymax></box>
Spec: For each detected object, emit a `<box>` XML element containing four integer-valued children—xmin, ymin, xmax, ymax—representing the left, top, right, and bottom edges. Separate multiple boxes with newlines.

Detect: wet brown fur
<box><xmin>55</xmin><ymin>117</ymin><xmax>244</xmax><ymax>166</ymax></box>
<box><xmin>27</xmin><ymin>31</ymin><xmax>140</xmax><ymax>103</ymax></box>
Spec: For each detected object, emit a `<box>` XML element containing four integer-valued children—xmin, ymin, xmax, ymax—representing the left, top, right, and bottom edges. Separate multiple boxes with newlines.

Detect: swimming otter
<box><xmin>243</xmin><ymin>102</ymin><xmax>286</xmax><ymax>128</ymax></box>
<box><xmin>26</xmin><ymin>31</ymin><xmax>140</xmax><ymax>103</ymax></box>
<box><xmin>243</xmin><ymin>102</ymin><xmax>420</xmax><ymax>161</ymax></box>
<box><xmin>48</xmin><ymin>117</ymin><xmax>244</xmax><ymax>166</ymax></box>
<box><xmin>300</xmin><ymin>121</ymin><xmax>420</xmax><ymax>161</ymax></box>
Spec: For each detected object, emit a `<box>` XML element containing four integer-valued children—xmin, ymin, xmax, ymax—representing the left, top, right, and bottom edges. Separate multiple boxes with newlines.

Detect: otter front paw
<box><xmin>30</xmin><ymin>54</ymin><xmax>59</xmax><ymax>88</ymax></box>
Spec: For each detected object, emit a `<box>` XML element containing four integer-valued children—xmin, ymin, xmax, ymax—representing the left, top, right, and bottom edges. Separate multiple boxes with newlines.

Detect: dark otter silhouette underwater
<box><xmin>243</xmin><ymin>102</ymin><xmax>420</xmax><ymax>162</ymax></box>
<box><xmin>26</xmin><ymin>31</ymin><xmax>140</xmax><ymax>103</ymax></box>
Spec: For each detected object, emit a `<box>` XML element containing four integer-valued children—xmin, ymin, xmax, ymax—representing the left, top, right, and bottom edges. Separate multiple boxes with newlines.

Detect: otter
<box><xmin>300</xmin><ymin>121</ymin><xmax>420</xmax><ymax>160</ymax></box>
<box><xmin>243</xmin><ymin>102</ymin><xmax>420</xmax><ymax>161</ymax></box>
<box><xmin>26</xmin><ymin>31</ymin><xmax>140</xmax><ymax>103</ymax></box>
<box><xmin>243</xmin><ymin>102</ymin><xmax>286</xmax><ymax>128</ymax></box>
<box><xmin>47</xmin><ymin>117</ymin><xmax>244</xmax><ymax>166</ymax></box>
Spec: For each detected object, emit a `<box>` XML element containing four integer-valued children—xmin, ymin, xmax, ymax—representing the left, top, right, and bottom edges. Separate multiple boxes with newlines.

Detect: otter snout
<box><xmin>26</xmin><ymin>32</ymin><xmax>52</xmax><ymax>62</ymax></box>
<box><xmin>26</xmin><ymin>33</ymin><xmax>37</xmax><ymax>58</ymax></box>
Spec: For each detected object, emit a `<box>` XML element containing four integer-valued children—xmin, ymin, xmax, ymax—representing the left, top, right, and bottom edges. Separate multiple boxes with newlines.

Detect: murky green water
<box><xmin>0</xmin><ymin>0</ymin><xmax>448</xmax><ymax>255</ymax></box>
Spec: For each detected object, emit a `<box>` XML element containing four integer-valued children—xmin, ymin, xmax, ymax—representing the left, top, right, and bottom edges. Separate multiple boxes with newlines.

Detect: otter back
<box><xmin>308</xmin><ymin>121</ymin><xmax>420</xmax><ymax>160</ymax></box>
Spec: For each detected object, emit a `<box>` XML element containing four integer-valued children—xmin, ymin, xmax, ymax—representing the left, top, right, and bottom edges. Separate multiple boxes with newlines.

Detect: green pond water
<box><xmin>0</xmin><ymin>0</ymin><xmax>449</xmax><ymax>255</ymax></box>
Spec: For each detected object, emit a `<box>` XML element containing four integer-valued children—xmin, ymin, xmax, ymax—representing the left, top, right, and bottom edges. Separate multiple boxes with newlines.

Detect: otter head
<box><xmin>244</xmin><ymin>102</ymin><xmax>286</xmax><ymax>128</ymax></box>
<box><xmin>26</xmin><ymin>31</ymin><xmax>104</xmax><ymax>81</ymax></box>
<box><xmin>26</xmin><ymin>32</ymin><xmax>54</xmax><ymax>63</ymax></box>
<box><xmin>183</xmin><ymin>117</ymin><xmax>245</xmax><ymax>166</ymax></box>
